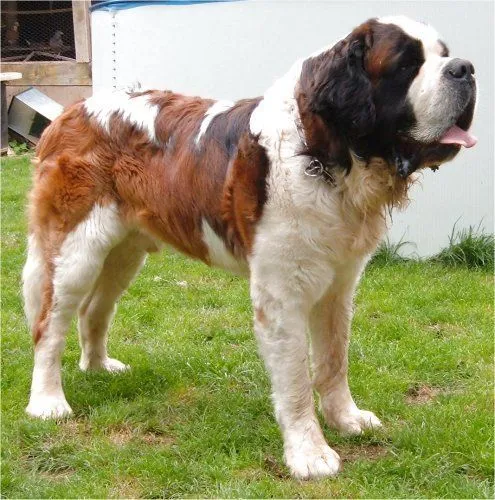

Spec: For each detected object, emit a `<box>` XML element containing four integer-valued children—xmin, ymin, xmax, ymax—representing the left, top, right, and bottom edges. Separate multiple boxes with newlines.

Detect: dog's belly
<box><xmin>138</xmin><ymin>221</ymin><xmax>250</xmax><ymax>276</ymax></box>
<box><xmin>201</xmin><ymin>219</ymin><xmax>250</xmax><ymax>276</ymax></box>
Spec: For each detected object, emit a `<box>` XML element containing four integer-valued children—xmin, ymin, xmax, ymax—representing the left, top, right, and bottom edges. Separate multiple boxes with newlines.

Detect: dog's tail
<box><xmin>22</xmin><ymin>230</ymin><xmax>45</xmax><ymax>333</ymax></box>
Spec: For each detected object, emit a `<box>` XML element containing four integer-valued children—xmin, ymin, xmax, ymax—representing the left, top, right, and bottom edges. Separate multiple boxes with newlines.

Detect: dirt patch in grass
<box><xmin>22</xmin><ymin>446</ymin><xmax>77</xmax><ymax>478</ymax></box>
<box><xmin>19</xmin><ymin>423</ymin><xmax>83</xmax><ymax>478</ymax></box>
<box><xmin>141</xmin><ymin>430</ymin><xmax>175</xmax><ymax>446</ymax></box>
<box><xmin>108</xmin><ymin>476</ymin><xmax>143</xmax><ymax>499</ymax></box>
<box><xmin>263</xmin><ymin>455</ymin><xmax>290</xmax><ymax>479</ymax></box>
<box><xmin>168</xmin><ymin>385</ymin><xmax>199</xmax><ymax>404</ymax></box>
<box><xmin>406</xmin><ymin>384</ymin><xmax>466</xmax><ymax>405</ymax></box>
<box><xmin>107</xmin><ymin>425</ymin><xmax>175</xmax><ymax>447</ymax></box>
<box><xmin>235</xmin><ymin>466</ymin><xmax>266</xmax><ymax>481</ymax></box>
<box><xmin>108</xmin><ymin>426</ymin><xmax>134</xmax><ymax>446</ymax></box>
<box><xmin>39</xmin><ymin>468</ymin><xmax>74</xmax><ymax>481</ymax></box>
<box><xmin>59</xmin><ymin>419</ymin><xmax>92</xmax><ymax>438</ymax></box>
<box><xmin>406</xmin><ymin>384</ymin><xmax>442</xmax><ymax>404</ymax></box>
<box><xmin>335</xmin><ymin>443</ymin><xmax>389</xmax><ymax>462</ymax></box>
<box><xmin>426</xmin><ymin>322</ymin><xmax>464</xmax><ymax>337</ymax></box>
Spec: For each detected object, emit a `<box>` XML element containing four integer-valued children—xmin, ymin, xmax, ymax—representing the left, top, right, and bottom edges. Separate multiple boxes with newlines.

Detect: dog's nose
<box><xmin>445</xmin><ymin>58</ymin><xmax>475</xmax><ymax>81</ymax></box>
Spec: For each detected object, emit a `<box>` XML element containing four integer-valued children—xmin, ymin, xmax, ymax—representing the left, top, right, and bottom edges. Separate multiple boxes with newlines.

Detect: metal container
<box><xmin>8</xmin><ymin>87</ymin><xmax>63</xmax><ymax>144</ymax></box>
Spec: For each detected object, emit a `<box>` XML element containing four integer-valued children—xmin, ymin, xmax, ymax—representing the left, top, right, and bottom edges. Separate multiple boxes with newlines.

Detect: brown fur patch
<box><xmin>254</xmin><ymin>306</ymin><xmax>267</xmax><ymax>326</ymax></box>
<box><xmin>295</xmin><ymin>88</ymin><xmax>349</xmax><ymax>173</ymax></box>
<box><xmin>366</xmin><ymin>35</ymin><xmax>401</xmax><ymax>82</ymax></box>
<box><xmin>364</xmin><ymin>20</ymin><xmax>424</xmax><ymax>84</ymax></box>
<box><xmin>27</xmin><ymin>90</ymin><xmax>268</xmax><ymax>343</ymax></box>
<box><xmin>31</xmin><ymin>91</ymin><xmax>267</xmax><ymax>267</ymax></box>
<box><xmin>222</xmin><ymin>133</ymin><xmax>269</xmax><ymax>257</ymax></box>
<box><xmin>203</xmin><ymin>97</ymin><xmax>262</xmax><ymax>156</ymax></box>
<box><xmin>29</xmin><ymin>104</ymin><xmax>117</xmax><ymax>342</ymax></box>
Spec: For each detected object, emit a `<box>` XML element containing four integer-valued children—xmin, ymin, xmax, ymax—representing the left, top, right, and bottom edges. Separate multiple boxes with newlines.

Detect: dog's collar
<box><xmin>304</xmin><ymin>158</ymin><xmax>335</xmax><ymax>184</ymax></box>
<box><xmin>296</xmin><ymin>121</ymin><xmax>336</xmax><ymax>185</ymax></box>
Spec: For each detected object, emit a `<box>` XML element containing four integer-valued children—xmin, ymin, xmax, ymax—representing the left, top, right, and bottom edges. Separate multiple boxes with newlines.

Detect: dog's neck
<box><xmin>338</xmin><ymin>157</ymin><xmax>411</xmax><ymax>214</ymax></box>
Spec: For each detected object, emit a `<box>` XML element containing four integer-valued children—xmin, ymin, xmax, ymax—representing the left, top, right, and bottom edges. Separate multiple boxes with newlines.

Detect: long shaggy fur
<box><xmin>22</xmin><ymin>15</ymin><xmax>476</xmax><ymax>480</ymax></box>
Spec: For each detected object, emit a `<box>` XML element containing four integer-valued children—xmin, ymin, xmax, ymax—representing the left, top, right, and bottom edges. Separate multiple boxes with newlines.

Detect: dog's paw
<box><xmin>79</xmin><ymin>357</ymin><xmax>130</xmax><ymax>373</ymax></box>
<box><xmin>100</xmin><ymin>357</ymin><xmax>130</xmax><ymax>373</ymax></box>
<box><xmin>285</xmin><ymin>443</ymin><xmax>341</xmax><ymax>479</ymax></box>
<box><xmin>326</xmin><ymin>407</ymin><xmax>382</xmax><ymax>435</ymax></box>
<box><xmin>26</xmin><ymin>395</ymin><xmax>73</xmax><ymax>419</ymax></box>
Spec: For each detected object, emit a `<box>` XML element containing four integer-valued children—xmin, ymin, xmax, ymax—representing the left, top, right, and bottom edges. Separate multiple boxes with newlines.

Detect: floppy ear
<box><xmin>301</xmin><ymin>28</ymin><xmax>375</xmax><ymax>138</ymax></box>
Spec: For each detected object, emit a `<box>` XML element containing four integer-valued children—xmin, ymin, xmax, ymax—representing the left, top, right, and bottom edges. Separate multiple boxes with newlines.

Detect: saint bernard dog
<box><xmin>23</xmin><ymin>16</ymin><xmax>477</xmax><ymax>479</ymax></box>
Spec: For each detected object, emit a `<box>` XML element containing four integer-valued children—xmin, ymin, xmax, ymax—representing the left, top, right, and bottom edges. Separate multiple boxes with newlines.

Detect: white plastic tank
<box><xmin>90</xmin><ymin>0</ymin><xmax>494</xmax><ymax>256</ymax></box>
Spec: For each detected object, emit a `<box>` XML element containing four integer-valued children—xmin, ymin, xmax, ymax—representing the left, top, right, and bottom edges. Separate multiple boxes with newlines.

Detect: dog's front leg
<box><xmin>310</xmin><ymin>266</ymin><xmax>382</xmax><ymax>435</ymax></box>
<box><xmin>250</xmin><ymin>275</ymin><xmax>340</xmax><ymax>479</ymax></box>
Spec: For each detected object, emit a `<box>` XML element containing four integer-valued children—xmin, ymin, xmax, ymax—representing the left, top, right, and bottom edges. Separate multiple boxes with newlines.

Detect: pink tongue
<box><xmin>439</xmin><ymin>125</ymin><xmax>477</xmax><ymax>148</ymax></box>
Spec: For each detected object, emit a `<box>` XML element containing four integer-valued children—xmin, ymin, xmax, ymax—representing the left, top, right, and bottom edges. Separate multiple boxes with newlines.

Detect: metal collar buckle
<box><xmin>305</xmin><ymin>158</ymin><xmax>334</xmax><ymax>184</ymax></box>
<box><xmin>304</xmin><ymin>158</ymin><xmax>324</xmax><ymax>177</ymax></box>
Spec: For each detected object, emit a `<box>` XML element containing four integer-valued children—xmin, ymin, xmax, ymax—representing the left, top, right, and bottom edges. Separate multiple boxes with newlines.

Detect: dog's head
<box><xmin>297</xmin><ymin>16</ymin><xmax>477</xmax><ymax>177</ymax></box>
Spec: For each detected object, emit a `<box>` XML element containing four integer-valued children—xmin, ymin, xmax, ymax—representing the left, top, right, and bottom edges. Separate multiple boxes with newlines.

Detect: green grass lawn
<box><xmin>2</xmin><ymin>155</ymin><xmax>493</xmax><ymax>498</ymax></box>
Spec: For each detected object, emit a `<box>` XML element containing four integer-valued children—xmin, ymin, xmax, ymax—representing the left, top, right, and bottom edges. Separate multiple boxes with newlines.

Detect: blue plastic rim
<box><xmin>90</xmin><ymin>0</ymin><xmax>243</xmax><ymax>12</ymax></box>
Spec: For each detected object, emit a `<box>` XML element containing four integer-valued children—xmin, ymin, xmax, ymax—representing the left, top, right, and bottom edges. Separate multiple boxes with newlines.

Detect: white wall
<box><xmin>91</xmin><ymin>0</ymin><xmax>494</xmax><ymax>256</ymax></box>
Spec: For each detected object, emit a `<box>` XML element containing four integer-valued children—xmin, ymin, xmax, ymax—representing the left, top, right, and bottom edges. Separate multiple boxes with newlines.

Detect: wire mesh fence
<box><xmin>1</xmin><ymin>1</ymin><xmax>75</xmax><ymax>62</ymax></box>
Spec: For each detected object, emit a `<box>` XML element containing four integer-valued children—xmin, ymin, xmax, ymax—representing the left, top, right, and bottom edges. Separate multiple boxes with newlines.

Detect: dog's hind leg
<box><xmin>78</xmin><ymin>232</ymin><xmax>149</xmax><ymax>372</ymax></box>
<box><xmin>26</xmin><ymin>204</ymin><xmax>127</xmax><ymax>419</ymax></box>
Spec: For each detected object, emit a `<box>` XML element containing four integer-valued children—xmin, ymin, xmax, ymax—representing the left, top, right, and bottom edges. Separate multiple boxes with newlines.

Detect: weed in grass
<box><xmin>433</xmin><ymin>224</ymin><xmax>494</xmax><ymax>270</ymax></box>
<box><xmin>7</xmin><ymin>140</ymin><xmax>32</xmax><ymax>155</ymax></box>
<box><xmin>370</xmin><ymin>237</ymin><xmax>411</xmax><ymax>265</ymax></box>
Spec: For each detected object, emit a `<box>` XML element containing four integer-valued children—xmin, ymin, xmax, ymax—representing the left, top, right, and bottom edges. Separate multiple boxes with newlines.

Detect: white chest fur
<box><xmin>249</xmin><ymin>66</ymin><xmax>408</xmax><ymax>305</ymax></box>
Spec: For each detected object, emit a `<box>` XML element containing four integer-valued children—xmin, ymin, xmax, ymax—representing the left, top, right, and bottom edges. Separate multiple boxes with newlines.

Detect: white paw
<box><xmin>101</xmin><ymin>357</ymin><xmax>130</xmax><ymax>373</ymax></box>
<box><xmin>26</xmin><ymin>395</ymin><xmax>73</xmax><ymax>419</ymax></box>
<box><xmin>80</xmin><ymin>356</ymin><xmax>130</xmax><ymax>373</ymax></box>
<box><xmin>285</xmin><ymin>444</ymin><xmax>341</xmax><ymax>479</ymax></box>
<box><xmin>327</xmin><ymin>407</ymin><xmax>382</xmax><ymax>435</ymax></box>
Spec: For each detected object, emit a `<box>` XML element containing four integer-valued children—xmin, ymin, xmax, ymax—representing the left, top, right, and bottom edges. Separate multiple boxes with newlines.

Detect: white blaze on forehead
<box><xmin>378</xmin><ymin>16</ymin><xmax>455</xmax><ymax>144</ymax></box>
<box><xmin>84</xmin><ymin>90</ymin><xmax>159</xmax><ymax>142</ymax></box>
<box><xmin>378</xmin><ymin>15</ymin><xmax>442</xmax><ymax>53</ymax></box>
<box><xmin>195</xmin><ymin>100</ymin><xmax>234</xmax><ymax>145</ymax></box>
